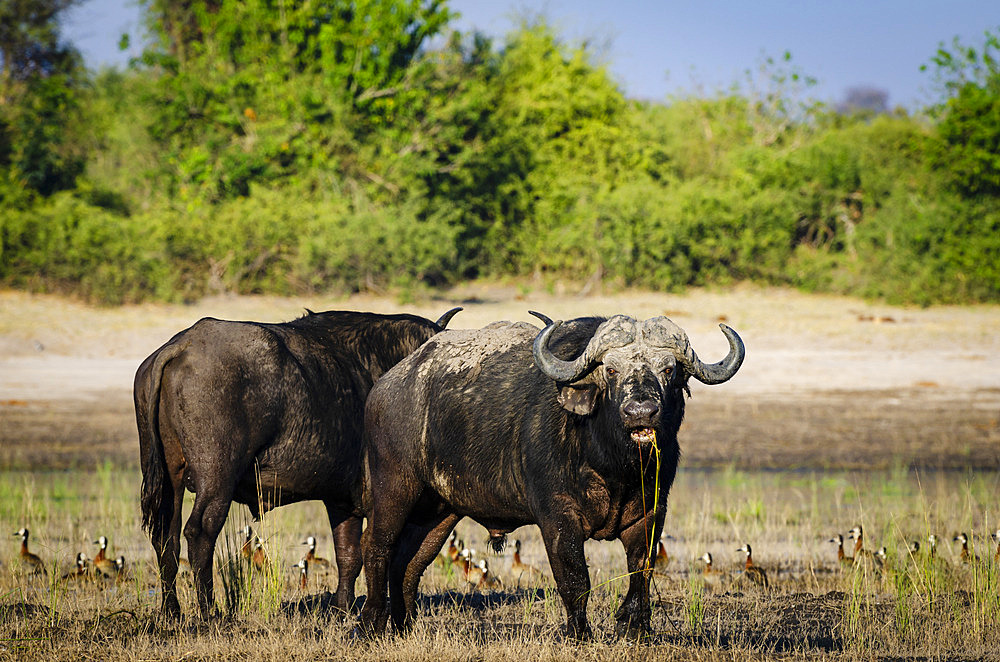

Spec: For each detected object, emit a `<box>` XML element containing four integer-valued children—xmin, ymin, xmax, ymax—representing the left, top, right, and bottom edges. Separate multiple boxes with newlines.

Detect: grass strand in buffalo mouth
<box><xmin>641</xmin><ymin>429</ymin><xmax>661</xmax><ymax>578</ymax></box>
<box><xmin>583</xmin><ymin>430</ymin><xmax>661</xmax><ymax>600</ymax></box>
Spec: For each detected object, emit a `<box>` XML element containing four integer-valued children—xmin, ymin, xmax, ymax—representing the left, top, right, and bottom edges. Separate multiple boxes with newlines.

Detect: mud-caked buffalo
<box><xmin>135</xmin><ymin>307</ymin><xmax>460</xmax><ymax>618</ymax></box>
<box><xmin>359</xmin><ymin>313</ymin><xmax>743</xmax><ymax>638</ymax></box>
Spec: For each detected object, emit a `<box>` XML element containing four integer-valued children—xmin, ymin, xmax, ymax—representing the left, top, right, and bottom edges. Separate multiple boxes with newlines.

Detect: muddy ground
<box><xmin>1</xmin><ymin>284</ymin><xmax>998</xmax><ymax>471</ymax></box>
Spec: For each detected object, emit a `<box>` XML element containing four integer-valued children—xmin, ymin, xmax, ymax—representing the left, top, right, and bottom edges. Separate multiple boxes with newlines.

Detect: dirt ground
<box><xmin>1</xmin><ymin>283</ymin><xmax>998</xmax><ymax>470</ymax></box>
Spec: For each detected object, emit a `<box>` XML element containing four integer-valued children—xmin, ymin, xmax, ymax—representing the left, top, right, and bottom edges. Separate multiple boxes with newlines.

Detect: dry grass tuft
<box><xmin>2</xmin><ymin>466</ymin><xmax>998</xmax><ymax>660</ymax></box>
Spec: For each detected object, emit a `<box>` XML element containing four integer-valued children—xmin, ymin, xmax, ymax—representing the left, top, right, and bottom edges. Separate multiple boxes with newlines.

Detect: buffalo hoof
<box><xmin>161</xmin><ymin>599</ymin><xmax>181</xmax><ymax>621</ymax></box>
<box><xmin>349</xmin><ymin>623</ymin><xmax>388</xmax><ymax>642</ymax></box>
<box><xmin>351</xmin><ymin>615</ymin><xmax>387</xmax><ymax>641</ymax></box>
<box><xmin>560</xmin><ymin>620</ymin><xmax>593</xmax><ymax>642</ymax></box>
<box><xmin>615</xmin><ymin>618</ymin><xmax>652</xmax><ymax>641</ymax></box>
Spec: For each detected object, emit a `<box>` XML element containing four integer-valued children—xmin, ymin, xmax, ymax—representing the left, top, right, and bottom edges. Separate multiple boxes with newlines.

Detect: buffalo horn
<box><xmin>528</xmin><ymin>310</ymin><xmax>554</xmax><ymax>327</ymax></box>
<box><xmin>685</xmin><ymin>323</ymin><xmax>745</xmax><ymax>384</ymax></box>
<box><xmin>532</xmin><ymin>316</ymin><xmax>602</xmax><ymax>383</ymax></box>
<box><xmin>434</xmin><ymin>307</ymin><xmax>463</xmax><ymax>330</ymax></box>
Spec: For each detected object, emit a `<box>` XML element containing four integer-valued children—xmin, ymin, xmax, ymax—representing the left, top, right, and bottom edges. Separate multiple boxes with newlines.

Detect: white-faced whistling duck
<box><xmin>61</xmin><ymin>552</ymin><xmax>89</xmax><ymax>581</ymax></box>
<box><xmin>475</xmin><ymin>559</ymin><xmax>504</xmax><ymax>591</ymax></box>
<box><xmin>927</xmin><ymin>534</ymin><xmax>939</xmax><ymax>559</ymax></box>
<box><xmin>14</xmin><ymin>528</ymin><xmax>46</xmax><ymax>575</ymax></box>
<box><xmin>292</xmin><ymin>558</ymin><xmax>308</xmax><ymax>589</ymax></box>
<box><xmin>251</xmin><ymin>540</ymin><xmax>270</xmax><ymax>572</ymax></box>
<box><xmin>451</xmin><ymin>539</ymin><xmax>468</xmax><ymax>575</ymax></box>
<box><xmin>458</xmin><ymin>548</ymin><xmax>477</xmax><ymax>580</ymax></box>
<box><xmin>436</xmin><ymin>530</ymin><xmax>459</xmax><ymax>568</ymax></box>
<box><xmin>953</xmin><ymin>532</ymin><xmax>979</xmax><ymax>563</ymax></box>
<box><xmin>466</xmin><ymin>556</ymin><xmax>485</xmax><ymax>587</ymax></box>
<box><xmin>93</xmin><ymin>536</ymin><xmax>116</xmax><ymax>578</ymax></box>
<box><xmin>904</xmin><ymin>541</ymin><xmax>923</xmax><ymax>571</ymax></box>
<box><xmin>511</xmin><ymin>539</ymin><xmax>544</xmax><ymax>585</ymax></box>
<box><xmin>113</xmin><ymin>555</ymin><xmax>127</xmax><ymax>584</ymax></box>
<box><xmin>829</xmin><ymin>534</ymin><xmax>854</xmax><ymax>568</ymax></box>
<box><xmin>93</xmin><ymin>535</ymin><xmax>108</xmax><ymax>563</ymax></box>
<box><xmin>654</xmin><ymin>539</ymin><xmax>669</xmax><ymax>573</ymax></box>
<box><xmin>737</xmin><ymin>543</ymin><xmax>769</xmax><ymax>589</ymax></box>
<box><xmin>240</xmin><ymin>525</ymin><xmax>256</xmax><ymax>560</ymax></box>
<box><xmin>875</xmin><ymin>546</ymin><xmax>889</xmax><ymax>571</ymax></box>
<box><xmin>993</xmin><ymin>529</ymin><xmax>1000</xmax><ymax>564</ymax></box>
<box><xmin>849</xmin><ymin>526</ymin><xmax>876</xmax><ymax>565</ymax></box>
<box><xmin>301</xmin><ymin>535</ymin><xmax>331</xmax><ymax>571</ymax></box>
<box><xmin>699</xmin><ymin>552</ymin><xmax>725</xmax><ymax>589</ymax></box>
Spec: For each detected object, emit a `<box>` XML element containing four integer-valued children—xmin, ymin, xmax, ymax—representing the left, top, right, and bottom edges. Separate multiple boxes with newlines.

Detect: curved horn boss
<box><xmin>532</xmin><ymin>314</ymin><xmax>638</xmax><ymax>383</ymax></box>
<box><xmin>642</xmin><ymin>318</ymin><xmax>745</xmax><ymax>385</ymax></box>
<box><xmin>533</xmin><ymin>314</ymin><xmax>744</xmax><ymax>385</ymax></box>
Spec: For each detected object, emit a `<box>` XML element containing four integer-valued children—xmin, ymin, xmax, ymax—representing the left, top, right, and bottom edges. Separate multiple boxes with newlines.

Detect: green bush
<box><xmin>853</xmin><ymin>192</ymin><xmax>1000</xmax><ymax>304</ymax></box>
<box><xmin>0</xmin><ymin>190</ymin><xmax>170</xmax><ymax>303</ymax></box>
<box><xmin>1</xmin><ymin>11</ymin><xmax>999</xmax><ymax>305</ymax></box>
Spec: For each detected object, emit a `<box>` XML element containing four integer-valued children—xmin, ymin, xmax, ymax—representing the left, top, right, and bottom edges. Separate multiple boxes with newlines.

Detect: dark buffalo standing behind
<box><xmin>359</xmin><ymin>313</ymin><xmax>744</xmax><ymax>638</ymax></box>
<box><xmin>135</xmin><ymin>307</ymin><xmax>460</xmax><ymax>619</ymax></box>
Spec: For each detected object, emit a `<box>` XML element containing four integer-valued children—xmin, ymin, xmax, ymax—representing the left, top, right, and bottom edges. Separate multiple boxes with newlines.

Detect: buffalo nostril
<box><xmin>623</xmin><ymin>400</ymin><xmax>659</xmax><ymax>420</ymax></box>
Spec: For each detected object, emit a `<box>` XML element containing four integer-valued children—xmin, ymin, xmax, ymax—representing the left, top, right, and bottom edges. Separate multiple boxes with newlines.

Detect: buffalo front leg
<box><xmin>539</xmin><ymin>513</ymin><xmax>592</xmax><ymax>640</ymax></box>
<box><xmin>614</xmin><ymin>512</ymin><xmax>665</xmax><ymax>638</ymax></box>
<box><xmin>327</xmin><ymin>509</ymin><xmax>362</xmax><ymax>613</ymax></box>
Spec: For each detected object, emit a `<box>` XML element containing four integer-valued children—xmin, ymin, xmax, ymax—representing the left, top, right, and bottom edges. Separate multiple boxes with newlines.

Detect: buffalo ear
<box><xmin>557</xmin><ymin>384</ymin><xmax>599</xmax><ymax>415</ymax></box>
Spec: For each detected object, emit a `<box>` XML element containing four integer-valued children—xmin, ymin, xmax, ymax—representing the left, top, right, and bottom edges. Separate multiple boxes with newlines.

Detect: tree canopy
<box><xmin>0</xmin><ymin>2</ymin><xmax>997</xmax><ymax>305</ymax></box>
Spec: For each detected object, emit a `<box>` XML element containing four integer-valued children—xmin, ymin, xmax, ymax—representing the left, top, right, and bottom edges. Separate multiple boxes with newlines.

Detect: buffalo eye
<box><xmin>663</xmin><ymin>366</ymin><xmax>673</xmax><ymax>376</ymax></box>
<box><xmin>605</xmin><ymin>366</ymin><xmax>617</xmax><ymax>377</ymax></box>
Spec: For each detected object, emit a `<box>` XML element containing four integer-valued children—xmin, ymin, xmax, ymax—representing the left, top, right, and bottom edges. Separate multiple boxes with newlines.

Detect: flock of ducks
<box><xmin>285</xmin><ymin>530</ymin><xmax>534</xmax><ymax>591</ymax></box>
<box><xmin>697</xmin><ymin>525</ymin><xmax>1000</xmax><ymax>592</ymax></box>
<box><xmin>14</xmin><ymin>528</ymin><xmax>127</xmax><ymax>583</ymax></box>
<box><xmin>698</xmin><ymin>543</ymin><xmax>769</xmax><ymax>590</ymax></box>
<box><xmin>432</xmin><ymin>531</ymin><xmax>508</xmax><ymax>590</ymax></box>
<box><xmin>15</xmin><ymin>523</ymin><xmax>1000</xmax><ymax>594</ymax></box>
<box><xmin>827</xmin><ymin>525</ymin><xmax>1000</xmax><ymax>571</ymax></box>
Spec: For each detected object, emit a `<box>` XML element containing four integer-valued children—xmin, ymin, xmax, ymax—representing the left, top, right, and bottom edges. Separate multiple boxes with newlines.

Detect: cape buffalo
<box><xmin>358</xmin><ymin>313</ymin><xmax>743</xmax><ymax>638</ymax></box>
<box><xmin>135</xmin><ymin>307</ymin><xmax>460</xmax><ymax>619</ymax></box>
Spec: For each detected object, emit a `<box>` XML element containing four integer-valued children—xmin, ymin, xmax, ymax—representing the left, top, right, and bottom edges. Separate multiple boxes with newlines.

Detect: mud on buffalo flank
<box><xmin>358</xmin><ymin>314</ymin><xmax>742</xmax><ymax>638</ymax></box>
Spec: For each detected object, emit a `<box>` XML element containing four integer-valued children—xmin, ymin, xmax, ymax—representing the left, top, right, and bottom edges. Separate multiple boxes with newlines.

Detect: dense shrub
<box><xmin>0</xmin><ymin>189</ymin><xmax>170</xmax><ymax>303</ymax></box>
<box><xmin>1</xmin><ymin>7</ymin><xmax>998</xmax><ymax>305</ymax></box>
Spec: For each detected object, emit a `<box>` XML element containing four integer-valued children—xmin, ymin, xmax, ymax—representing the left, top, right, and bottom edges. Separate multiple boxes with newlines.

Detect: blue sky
<box><xmin>63</xmin><ymin>0</ymin><xmax>998</xmax><ymax>110</ymax></box>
